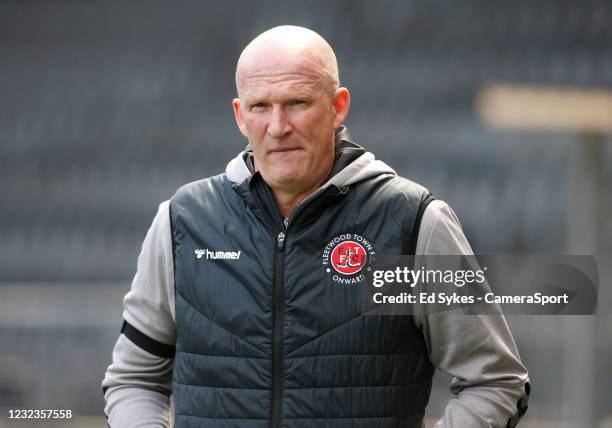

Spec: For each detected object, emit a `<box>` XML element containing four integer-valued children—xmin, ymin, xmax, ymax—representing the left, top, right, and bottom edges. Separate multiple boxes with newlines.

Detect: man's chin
<box><xmin>262</xmin><ymin>170</ymin><xmax>312</xmax><ymax>191</ymax></box>
<box><xmin>263</xmin><ymin>163</ymin><xmax>304</xmax><ymax>182</ymax></box>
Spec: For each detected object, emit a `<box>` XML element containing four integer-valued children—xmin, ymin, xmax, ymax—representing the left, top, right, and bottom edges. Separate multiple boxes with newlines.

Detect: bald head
<box><xmin>235</xmin><ymin>26</ymin><xmax>339</xmax><ymax>97</ymax></box>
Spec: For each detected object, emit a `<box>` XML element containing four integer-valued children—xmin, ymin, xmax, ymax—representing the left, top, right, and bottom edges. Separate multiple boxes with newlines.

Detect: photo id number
<box><xmin>8</xmin><ymin>409</ymin><xmax>72</xmax><ymax>419</ymax></box>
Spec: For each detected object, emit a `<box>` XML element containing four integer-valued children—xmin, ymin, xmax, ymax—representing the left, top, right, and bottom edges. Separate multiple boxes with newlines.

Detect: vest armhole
<box><xmin>168</xmin><ymin>200</ymin><xmax>177</xmax><ymax>296</ymax></box>
<box><xmin>408</xmin><ymin>193</ymin><xmax>435</xmax><ymax>255</ymax></box>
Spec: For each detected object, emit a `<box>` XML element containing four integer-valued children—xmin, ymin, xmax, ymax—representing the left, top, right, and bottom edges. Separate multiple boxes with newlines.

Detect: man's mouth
<box><xmin>270</xmin><ymin>147</ymin><xmax>301</xmax><ymax>153</ymax></box>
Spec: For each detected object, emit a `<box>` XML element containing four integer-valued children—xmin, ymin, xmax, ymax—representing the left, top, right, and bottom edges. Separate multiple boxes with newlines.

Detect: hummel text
<box><xmin>194</xmin><ymin>249</ymin><xmax>241</xmax><ymax>260</ymax></box>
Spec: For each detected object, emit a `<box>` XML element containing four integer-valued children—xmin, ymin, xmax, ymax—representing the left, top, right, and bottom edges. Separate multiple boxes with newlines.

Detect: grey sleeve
<box><xmin>414</xmin><ymin>200</ymin><xmax>530</xmax><ymax>428</ymax></box>
<box><xmin>102</xmin><ymin>201</ymin><xmax>176</xmax><ymax>428</ymax></box>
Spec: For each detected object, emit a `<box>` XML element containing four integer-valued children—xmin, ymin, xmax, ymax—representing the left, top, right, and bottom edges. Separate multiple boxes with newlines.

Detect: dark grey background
<box><xmin>1</xmin><ymin>1</ymin><xmax>611</xmax><ymax>426</ymax></box>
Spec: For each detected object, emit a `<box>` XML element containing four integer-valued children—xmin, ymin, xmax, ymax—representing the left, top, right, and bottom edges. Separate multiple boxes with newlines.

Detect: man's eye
<box><xmin>289</xmin><ymin>100</ymin><xmax>305</xmax><ymax>106</ymax></box>
<box><xmin>250</xmin><ymin>103</ymin><xmax>267</xmax><ymax>110</ymax></box>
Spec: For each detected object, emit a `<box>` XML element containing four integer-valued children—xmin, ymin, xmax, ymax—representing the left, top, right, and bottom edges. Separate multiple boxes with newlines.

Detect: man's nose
<box><xmin>267</xmin><ymin>105</ymin><xmax>292</xmax><ymax>138</ymax></box>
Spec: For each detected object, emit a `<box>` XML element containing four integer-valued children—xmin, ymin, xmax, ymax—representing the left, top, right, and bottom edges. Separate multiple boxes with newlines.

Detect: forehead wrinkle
<box><xmin>239</xmin><ymin>56</ymin><xmax>327</xmax><ymax>93</ymax></box>
<box><xmin>241</xmin><ymin>73</ymin><xmax>325</xmax><ymax>92</ymax></box>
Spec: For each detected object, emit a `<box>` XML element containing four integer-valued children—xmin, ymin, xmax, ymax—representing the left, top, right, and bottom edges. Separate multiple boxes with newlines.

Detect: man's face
<box><xmin>233</xmin><ymin>53</ymin><xmax>349</xmax><ymax>195</ymax></box>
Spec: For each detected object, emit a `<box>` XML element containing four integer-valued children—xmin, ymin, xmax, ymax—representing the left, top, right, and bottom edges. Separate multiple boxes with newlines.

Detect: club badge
<box><xmin>322</xmin><ymin>233</ymin><xmax>375</xmax><ymax>285</ymax></box>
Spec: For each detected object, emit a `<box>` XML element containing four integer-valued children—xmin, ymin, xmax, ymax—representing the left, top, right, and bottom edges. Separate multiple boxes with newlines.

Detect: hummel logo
<box><xmin>195</xmin><ymin>249</ymin><xmax>241</xmax><ymax>260</ymax></box>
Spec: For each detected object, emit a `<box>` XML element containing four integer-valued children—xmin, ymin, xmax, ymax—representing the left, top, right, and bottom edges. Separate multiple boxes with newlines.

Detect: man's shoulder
<box><xmin>171</xmin><ymin>173</ymin><xmax>230</xmax><ymax>202</ymax></box>
<box><xmin>362</xmin><ymin>173</ymin><xmax>431</xmax><ymax>207</ymax></box>
<box><xmin>385</xmin><ymin>174</ymin><xmax>430</xmax><ymax>195</ymax></box>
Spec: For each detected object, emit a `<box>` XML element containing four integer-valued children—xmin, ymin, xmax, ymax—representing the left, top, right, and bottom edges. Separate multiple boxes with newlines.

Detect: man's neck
<box><xmin>271</xmin><ymin>182</ymin><xmax>323</xmax><ymax>218</ymax></box>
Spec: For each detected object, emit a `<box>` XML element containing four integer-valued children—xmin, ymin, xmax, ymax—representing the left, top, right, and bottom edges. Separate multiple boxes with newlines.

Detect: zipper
<box><xmin>271</xmin><ymin>229</ymin><xmax>286</xmax><ymax>428</ymax></box>
<box><xmin>248</xmin><ymin>176</ymin><xmax>288</xmax><ymax>428</ymax></box>
<box><xmin>250</xmin><ymin>179</ymin><xmax>338</xmax><ymax>427</ymax></box>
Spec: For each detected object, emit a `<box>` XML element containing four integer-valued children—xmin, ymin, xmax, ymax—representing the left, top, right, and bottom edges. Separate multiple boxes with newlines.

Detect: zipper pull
<box><xmin>277</xmin><ymin>231</ymin><xmax>286</xmax><ymax>251</ymax></box>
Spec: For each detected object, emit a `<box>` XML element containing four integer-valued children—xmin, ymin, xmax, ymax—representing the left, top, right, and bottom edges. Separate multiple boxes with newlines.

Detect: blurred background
<box><xmin>1</xmin><ymin>0</ymin><xmax>611</xmax><ymax>427</ymax></box>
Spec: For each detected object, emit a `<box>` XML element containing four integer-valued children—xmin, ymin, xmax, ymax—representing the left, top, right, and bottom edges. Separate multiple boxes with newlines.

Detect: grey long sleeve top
<box><xmin>102</xmin><ymin>199</ymin><xmax>529</xmax><ymax>428</ymax></box>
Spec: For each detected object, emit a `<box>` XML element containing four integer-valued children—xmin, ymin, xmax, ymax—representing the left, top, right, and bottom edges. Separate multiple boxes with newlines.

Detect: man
<box><xmin>103</xmin><ymin>26</ymin><xmax>529</xmax><ymax>427</ymax></box>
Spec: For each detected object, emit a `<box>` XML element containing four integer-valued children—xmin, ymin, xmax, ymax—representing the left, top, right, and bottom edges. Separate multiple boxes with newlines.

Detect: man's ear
<box><xmin>232</xmin><ymin>98</ymin><xmax>248</xmax><ymax>137</ymax></box>
<box><xmin>332</xmin><ymin>87</ymin><xmax>350</xmax><ymax>128</ymax></box>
